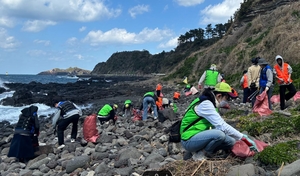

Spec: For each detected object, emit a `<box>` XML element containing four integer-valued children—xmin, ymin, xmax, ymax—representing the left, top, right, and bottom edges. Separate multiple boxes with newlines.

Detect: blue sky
<box><xmin>0</xmin><ymin>0</ymin><xmax>243</xmax><ymax>74</ymax></box>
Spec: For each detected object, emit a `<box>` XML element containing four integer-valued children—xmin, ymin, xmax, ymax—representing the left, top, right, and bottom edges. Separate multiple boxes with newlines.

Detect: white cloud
<box><xmin>175</xmin><ymin>0</ymin><xmax>204</xmax><ymax>7</ymax></box>
<box><xmin>158</xmin><ymin>37</ymin><xmax>178</xmax><ymax>49</ymax></box>
<box><xmin>0</xmin><ymin>27</ymin><xmax>19</xmax><ymax>49</ymax></box>
<box><xmin>34</xmin><ymin>39</ymin><xmax>50</xmax><ymax>46</ymax></box>
<box><xmin>200</xmin><ymin>0</ymin><xmax>243</xmax><ymax>24</ymax></box>
<box><xmin>83</xmin><ymin>28</ymin><xmax>173</xmax><ymax>46</ymax></box>
<box><xmin>0</xmin><ymin>0</ymin><xmax>121</xmax><ymax>22</ymax></box>
<box><xmin>74</xmin><ymin>54</ymin><xmax>83</xmax><ymax>60</ymax></box>
<box><xmin>79</xmin><ymin>26</ymin><xmax>86</xmax><ymax>32</ymax></box>
<box><xmin>22</xmin><ymin>20</ymin><xmax>57</xmax><ymax>32</ymax></box>
<box><xmin>128</xmin><ymin>5</ymin><xmax>149</xmax><ymax>18</ymax></box>
<box><xmin>66</xmin><ymin>37</ymin><xmax>78</xmax><ymax>46</ymax></box>
<box><xmin>26</xmin><ymin>50</ymin><xmax>47</xmax><ymax>56</ymax></box>
<box><xmin>0</xmin><ymin>16</ymin><xmax>15</xmax><ymax>28</ymax></box>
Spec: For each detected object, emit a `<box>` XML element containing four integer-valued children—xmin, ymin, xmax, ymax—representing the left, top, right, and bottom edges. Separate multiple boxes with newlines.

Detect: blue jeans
<box><xmin>259</xmin><ymin>86</ymin><xmax>273</xmax><ymax>110</ymax></box>
<box><xmin>181</xmin><ymin>129</ymin><xmax>235</xmax><ymax>154</ymax></box>
<box><xmin>142</xmin><ymin>96</ymin><xmax>158</xmax><ymax>121</ymax></box>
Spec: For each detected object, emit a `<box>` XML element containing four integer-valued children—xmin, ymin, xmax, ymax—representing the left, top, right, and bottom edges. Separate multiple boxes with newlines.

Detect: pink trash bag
<box><xmin>83</xmin><ymin>114</ymin><xmax>99</xmax><ymax>143</ymax></box>
<box><xmin>293</xmin><ymin>91</ymin><xmax>300</xmax><ymax>101</ymax></box>
<box><xmin>253</xmin><ymin>90</ymin><xmax>272</xmax><ymax>116</ymax></box>
<box><xmin>270</xmin><ymin>94</ymin><xmax>280</xmax><ymax>104</ymax></box>
<box><xmin>232</xmin><ymin>139</ymin><xmax>269</xmax><ymax>159</ymax></box>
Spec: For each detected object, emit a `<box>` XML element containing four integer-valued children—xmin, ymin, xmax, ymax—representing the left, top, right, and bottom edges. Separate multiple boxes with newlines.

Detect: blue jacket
<box><xmin>259</xmin><ymin>65</ymin><xmax>272</xmax><ymax>87</ymax></box>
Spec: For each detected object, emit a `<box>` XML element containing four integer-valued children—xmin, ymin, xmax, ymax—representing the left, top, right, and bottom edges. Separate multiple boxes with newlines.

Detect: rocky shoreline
<box><xmin>1</xmin><ymin>79</ymin><xmax>300</xmax><ymax>175</ymax></box>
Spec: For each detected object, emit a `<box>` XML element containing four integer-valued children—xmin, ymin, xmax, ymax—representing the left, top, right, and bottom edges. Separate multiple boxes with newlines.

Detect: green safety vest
<box><xmin>173</xmin><ymin>103</ymin><xmax>178</xmax><ymax>113</ymax></box>
<box><xmin>180</xmin><ymin>97</ymin><xmax>214</xmax><ymax>140</ymax></box>
<box><xmin>204</xmin><ymin>70</ymin><xmax>219</xmax><ymax>86</ymax></box>
<box><xmin>124</xmin><ymin>100</ymin><xmax>132</xmax><ymax>105</ymax></box>
<box><xmin>98</xmin><ymin>104</ymin><xmax>112</xmax><ymax>116</ymax></box>
<box><xmin>144</xmin><ymin>92</ymin><xmax>154</xmax><ymax>97</ymax></box>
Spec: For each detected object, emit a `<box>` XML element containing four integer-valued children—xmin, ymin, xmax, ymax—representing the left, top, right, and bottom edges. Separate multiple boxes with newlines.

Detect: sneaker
<box><xmin>153</xmin><ymin>116</ymin><xmax>158</xmax><ymax>120</ymax></box>
<box><xmin>71</xmin><ymin>139</ymin><xmax>75</xmax><ymax>143</ymax></box>
<box><xmin>192</xmin><ymin>151</ymin><xmax>207</xmax><ymax>161</ymax></box>
<box><xmin>57</xmin><ymin>144</ymin><xmax>65</xmax><ymax>149</ymax></box>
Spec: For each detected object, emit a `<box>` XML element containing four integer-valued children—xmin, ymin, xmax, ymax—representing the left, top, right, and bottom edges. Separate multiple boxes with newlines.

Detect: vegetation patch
<box><xmin>292</xmin><ymin>10</ymin><xmax>300</xmax><ymax>18</ymax></box>
<box><xmin>248</xmin><ymin>29</ymin><xmax>270</xmax><ymax>47</ymax></box>
<box><xmin>238</xmin><ymin>113</ymin><xmax>300</xmax><ymax>139</ymax></box>
<box><xmin>218</xmin><ymin>45</ymin><xmax>236</xmax><ymax>55</ymax></box>
<box><xmin>255</xmin><ymin>140</ymin><xmax>300</xmax><ymax>166</ymax></box>
<box><xmin>164</xmin><ymin>56</ymin><xmax>198</xmax><ymax>80</ymax></box>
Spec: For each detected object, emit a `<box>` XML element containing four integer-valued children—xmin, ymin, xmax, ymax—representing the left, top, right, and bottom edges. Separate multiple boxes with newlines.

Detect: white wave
<box><xmin>0</xmin><ymin>102</ymin><xmax>92</xmax><ymax>124</ymax></box>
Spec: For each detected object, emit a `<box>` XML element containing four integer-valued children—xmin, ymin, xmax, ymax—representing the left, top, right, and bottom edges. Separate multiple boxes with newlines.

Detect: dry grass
<box><xmin>160</xmin><ymin>156</ymin><xmax>243</xmax><ymax>176</ymax></box>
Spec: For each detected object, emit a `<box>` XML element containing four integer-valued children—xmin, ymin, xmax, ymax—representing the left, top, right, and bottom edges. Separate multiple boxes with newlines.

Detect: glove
<box><xmin>265</xmin><ymin>87</ymin><xmax>269</xmax><ymax>92</ymax></box>
<box><xmin>198</xmin><ymin>85</ymin><xmax>202</xmax><ymax>89</ymax></box>
<box><xmin>279</xmin><ymin>78</ymin><xmax>284</xmax><ymax>83</ymax></box>
<box><xmin>242</xmin><ymin>134</ymin><xmax>258</xmax><ymax>152</ymax></box>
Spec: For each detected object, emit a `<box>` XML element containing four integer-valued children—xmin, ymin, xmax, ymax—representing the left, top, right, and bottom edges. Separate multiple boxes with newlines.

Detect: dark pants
<box><xmin>249</xmin><ymin>87</ymin><xmax>258</xmax><ymax>107</ymax></box>
<box><xmin>279</xmin><ymin>83</ymin><xmax>296</xmax><ymax>110</ymax></box>
<box><xmin>57</xmin><ymin>114</ymin><xmax>80</xmax><ymax>145</ymax></box>
<box><xmin>243</xmin><ymin>87</ymin><xmax>250</xmax><ymax>103</ymax></box>
<box><xmin>156</xmin><ymin>90</ymin><xmax>161</xmax><ymax>97</ymax></box>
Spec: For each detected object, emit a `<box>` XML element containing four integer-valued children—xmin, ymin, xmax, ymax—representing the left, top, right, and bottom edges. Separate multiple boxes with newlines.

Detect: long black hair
<box><xmin>201</xmin><ymin>89</ymin><xmax>216</xmax><ymax>108</ymax></box>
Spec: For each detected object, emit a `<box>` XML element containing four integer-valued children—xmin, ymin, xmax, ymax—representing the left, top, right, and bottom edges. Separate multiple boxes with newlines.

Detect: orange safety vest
<box><xmin>156</xmin><ymin>97</ymin><xmax>163</xmax><ymax>109</ymax></box>
<box><xmin>173</xmin><ymin>92</ymin><xmax>180</xmax><ymax>99</ymax></box>
<box><xmin>274</xmin><ymin>63</ymin><xmax>292</xmax><ymax>84</ymax></box>
<box><xmin>156</xmin><ymin>84</ymin><xmax>162</xmax><ymax>91</ymax></box>
<box><xmin>242</xmin><ymin>74</ymin><xmax>248</xmax><ymax>89</ymax></box>
<box><xmin>231</xmin><ymin>88</ymin><xmax>238</xmax><ymax>96</ymax></box>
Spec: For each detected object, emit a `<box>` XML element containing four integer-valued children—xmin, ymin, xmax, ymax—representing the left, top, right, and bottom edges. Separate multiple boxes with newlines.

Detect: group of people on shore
<box><xmin>7</xmin><ymin>55</ymin><xmax>297</xmax><ymax>163</ymax></box>
<box><xmin>240</xmin><ymin>55</ymin><xmax>296</xmax><ymax>111</ymax></box>
<box><xmin>180</xmin><ymin>54</ymin><xmax>297</xmax><ymax>160</ymax></box>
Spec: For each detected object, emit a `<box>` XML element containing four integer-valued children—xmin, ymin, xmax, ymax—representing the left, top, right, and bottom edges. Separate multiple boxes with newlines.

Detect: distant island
<box><xmin>37</xmin><ymin>67</ymin><xmax>91</xmax><ymax>76</ymax></box>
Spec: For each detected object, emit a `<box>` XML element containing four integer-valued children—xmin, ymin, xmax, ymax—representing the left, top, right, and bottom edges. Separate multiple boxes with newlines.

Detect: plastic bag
<box><xmin>293</xmin><ymin>91</ymin><xmax>300</xmax><ymax>101</ymax></box>
<box><xmin>83</xmin><ymin>114</ymin><xmax>99</xmax><ymax>143</ymax></box>
<box><xmin>253</xmin><ymin>90</ymin><xmax>272</xmax><ymax>116</ymax></box>
<box><xmin>270</xmin><ymin>94</ymin><xmax>280</xmax><ymax>104</ymax></box>
<box><xmin>232</xmin><ymin>139</ymin><xmax>268</xmax><ymax>158</ymax></box>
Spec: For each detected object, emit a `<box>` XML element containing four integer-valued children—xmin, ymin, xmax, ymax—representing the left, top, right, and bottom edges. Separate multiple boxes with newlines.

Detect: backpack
<box><xmin>169</xmin><ymin>120</ymin><xmax>182</xmax><ymax>142</ymax></box>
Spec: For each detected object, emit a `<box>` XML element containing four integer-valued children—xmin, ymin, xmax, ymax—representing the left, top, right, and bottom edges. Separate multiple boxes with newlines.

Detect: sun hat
<box><xmin>210</xmin><ymin>64</ymin><xmax>217</xmax><ymax>70</ymax></box>
<box><xmin>257</xmin><ymin>58</ymin><xmax>268</xmax><ymax>65</ymax></box>
<box><xmin>214</xmin><ymin>82</ymin><xmax>237</xmax><ymax>98</ymax></box>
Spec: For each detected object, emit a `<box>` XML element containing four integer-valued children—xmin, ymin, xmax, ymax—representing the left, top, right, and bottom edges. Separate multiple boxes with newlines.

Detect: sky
<box><xmin>0</xmin><ymin>0</ymin><xmax>243</xmax><ymax>74</ymax></box>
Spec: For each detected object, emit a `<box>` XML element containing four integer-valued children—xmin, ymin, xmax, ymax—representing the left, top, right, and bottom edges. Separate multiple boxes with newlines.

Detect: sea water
<box><xmin>0</xmin><ymin>74</ymin><xmax>88</xmax><ymax>124</ymax></box>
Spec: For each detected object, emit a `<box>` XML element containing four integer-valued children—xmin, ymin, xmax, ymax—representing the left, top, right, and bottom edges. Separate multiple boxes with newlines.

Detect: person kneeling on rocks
<box><xmin>97</xmin><ymin>104</ymin><xmax>118</xmax><ymax>125</ymax></box>
<box><xmin>8</xmin><ymin>105</ymin><xmax>39</xmax><ymax>163</ymax></box>
<box><xmin>180</xmin><ymin>82</ymin><xmax>257</xmax><ymax>160</ymax></box>
<box><xmin>123</xmin><ymin>100</ymin><xmax>133</xmax><ymax>118</ymax></box>
<box><xmin>52</xmin><ymin>100</ymin><xmax>82</xmax><ymax>149</ymax></box>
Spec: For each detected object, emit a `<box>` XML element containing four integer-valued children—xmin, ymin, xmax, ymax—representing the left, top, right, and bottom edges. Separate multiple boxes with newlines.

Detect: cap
<box><xmin>113</xmin><ymin>104</ymin><xmax>118</xmax><ymax>109</ymax></box>
<box><xmin>214</xmin><ymin>82</ymin><xmax>237</xmax><ymax>98</ymax></box>
<box><xmin>257</xmin><ymin>58</ymin><xmax>268</xmax><ymax>65</ymax></box>
<box><xmin>210</xmin><ymin>64</ymin><xmax>217</xmax><ymax>70</ymax></box>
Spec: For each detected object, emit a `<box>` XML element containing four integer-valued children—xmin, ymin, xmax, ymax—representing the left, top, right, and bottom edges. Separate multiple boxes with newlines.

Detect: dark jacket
<box><xmin>14</xmin><ymin>105</ymin><xmax>39</xmax><ymax>136</ymax></box>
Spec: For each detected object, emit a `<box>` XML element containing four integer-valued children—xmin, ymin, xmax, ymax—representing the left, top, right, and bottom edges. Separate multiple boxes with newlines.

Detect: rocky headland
<box><xmin>0</xmin><ymin>79</ymin><xmax>300</xmax><ymax>176</ymax></box>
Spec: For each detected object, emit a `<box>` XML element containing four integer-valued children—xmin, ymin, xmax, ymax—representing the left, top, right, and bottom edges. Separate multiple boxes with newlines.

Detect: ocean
<box><xmin>0</xmin><ymin>74</ymin><xmax>89</xmax><ymax>124</ymax></box>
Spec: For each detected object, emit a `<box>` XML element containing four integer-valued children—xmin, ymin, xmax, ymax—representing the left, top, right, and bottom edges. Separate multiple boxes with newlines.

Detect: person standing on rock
<box><xmin>52</xmin><ymin>100</ymin><xmax>82</xmax><ymax>149</ymax></box>
<box><xmin>180</xmin><ymin>82</ymin><xmax>257</xmax><ymax>160</ymax></box>
<box><xmin>8</xmin><ymin>105</ymin><xmax>39</xmax><ymax>162</ymax></box>
<box><xmin>240</xmin><ymin>70</ymin><xmax>250</xmax><ymax>104</ymax></box>
<box><xmin>198</xmin><ymin>64</ymin><xmax>223</xmax><ymax>90</ymax></box>
<box><xmin>247</xmin><ymin>57</ymin><xmax>261</xmax><ymax>107</ymax></box>
<box><xmin>273</xmin><ymin>55</ymin><xmax>296</xmax><ymax>111</ymax></box>
<box><xmin>140</xmin><ymin>92</ymin><xmax>158</xmax><ymax>121</ymax></box>
<box><xmin>97</xmin><ymin>104</ymin><xmax>118</xmax><ymax>124</ymax></box>
<box><xmin>257</xmin><ymin>58</ymin><xmax>274</xmax><ymax>110</ymax></box>
<box><xmin>156</xmin><ymin>83</ymin><xmax>163</xmax><ymax>97</ymax></box>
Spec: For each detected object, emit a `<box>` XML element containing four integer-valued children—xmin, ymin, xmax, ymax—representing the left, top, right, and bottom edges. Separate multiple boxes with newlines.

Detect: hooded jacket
<box><xmin>273</xmin><ymin>55</ymin><xmax>293</xmax><ymax>85</ymax></box>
